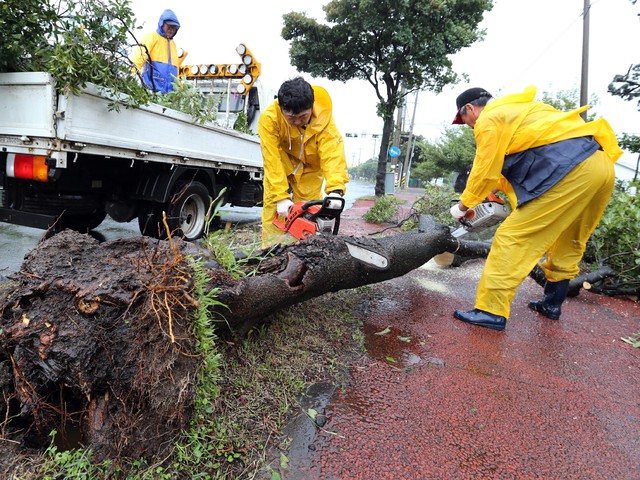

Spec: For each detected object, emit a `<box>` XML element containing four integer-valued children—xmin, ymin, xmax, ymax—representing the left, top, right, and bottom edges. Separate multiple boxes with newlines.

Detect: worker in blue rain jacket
<box><xmin>131</xmin><ymin>9</ymin><xmax>187</xmax><ymax>94</ymax></box>
<box><xmin>449</xmin><ymin>86</ymin><xmax>622</xmax><ymax>331</ymax></box>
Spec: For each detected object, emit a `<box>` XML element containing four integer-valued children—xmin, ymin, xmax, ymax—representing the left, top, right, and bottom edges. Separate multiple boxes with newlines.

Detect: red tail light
<box><xmin>6</xmin><ymin>154</ymin><xmax>49</xmax><ymax>182</ymax></box>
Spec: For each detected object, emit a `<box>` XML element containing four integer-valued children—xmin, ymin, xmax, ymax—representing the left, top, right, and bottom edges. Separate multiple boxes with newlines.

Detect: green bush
<box><xmin>401</xmin><ymin>184</ymin><xmax>458</xmax><ymax>231</ymax></box>
<box><xmin>586</xmin><ymin>181</ymin><xmax>640</xmax><ymax>289</ymax></box>
<box><xmin>363</xmin><ymin>195</ymin><xmax>404</xmax><ymax>224</ymax></box>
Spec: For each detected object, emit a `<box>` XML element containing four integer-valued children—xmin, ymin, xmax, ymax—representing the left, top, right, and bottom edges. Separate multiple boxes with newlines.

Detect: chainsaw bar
<box><xmin>344</xmin><ymin>239</ymin><xmax>390</xmax><ymax>270</ymax></box>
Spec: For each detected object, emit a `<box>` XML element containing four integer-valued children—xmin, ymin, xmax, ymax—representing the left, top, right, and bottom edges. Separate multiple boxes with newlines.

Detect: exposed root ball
<box><xmin>0</xmin><ymin>230</ymin><xmax>201</xmax><ymax>460</ymax></box>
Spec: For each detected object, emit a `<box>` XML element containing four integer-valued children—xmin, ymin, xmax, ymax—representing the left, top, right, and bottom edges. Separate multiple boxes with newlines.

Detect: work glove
<box><xmin>325</xmin><ymin>191</ymin><xmax>343</xmax><ymax>209</ymax></box>
<box><xmin>276</xmin><ymin>198</ymin><xmax>294</xmax><ymax>218</ymax></box>
<box><xmin>450</xmin><ymin>203</ymin><xmax>470</xmax><ymax>222</ymax></box>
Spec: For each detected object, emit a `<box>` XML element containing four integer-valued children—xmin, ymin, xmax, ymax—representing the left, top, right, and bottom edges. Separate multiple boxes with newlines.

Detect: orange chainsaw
<box><xmin>451</xmin><ymin>193</ymin><xmax>509</xmax><ymax>238</ymax></box>
<box><xmin>273</xmin><ymin>197</ymin><xmax>345</xmax><ymax>240</ymax></box>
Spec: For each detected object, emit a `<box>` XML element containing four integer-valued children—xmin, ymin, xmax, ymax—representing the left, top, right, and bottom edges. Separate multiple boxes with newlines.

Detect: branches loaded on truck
<box><xmin>0</xmin><ymin>44</ymin><xmax>271</xmax><ymax>240</ymax></box>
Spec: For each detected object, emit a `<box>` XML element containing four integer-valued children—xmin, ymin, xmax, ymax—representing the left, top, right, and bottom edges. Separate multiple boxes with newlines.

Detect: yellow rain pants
<box><xmin>475</xmin><ymin>149</ymin><xmax>615</xmax><ymax>318</ymax></box>
<box><xmin>260</xmin><ymin>169</ymin><xmax>325</xmax><ymax>247</ymax></box>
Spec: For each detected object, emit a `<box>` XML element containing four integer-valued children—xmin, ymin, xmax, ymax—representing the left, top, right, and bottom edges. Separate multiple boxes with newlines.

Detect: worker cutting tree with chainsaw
<box><xmin>449</xmin><ymin>86</ymin><xmax>622</xmax><ymax>331</ymax></box>
<box><xmin>258</xmin><ymin>77</ymin><xmax>349</xmax><ymax>247</ymax></box>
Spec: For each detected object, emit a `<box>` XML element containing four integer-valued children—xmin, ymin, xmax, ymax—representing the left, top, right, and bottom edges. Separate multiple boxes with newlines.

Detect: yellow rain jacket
<box><xmin>460</xmin><ymin>86</ymin><xmax>621</xmax><ymax>319</ymax></box>
<box><xmin>461</xmin><ymin>86</ymin><xmax>622</xmax><ymax>210</ymax></box>
<box><xmin>258</xmin><ymin>86</ymin><xmax>349</xmax><ymax>246</ymax></box>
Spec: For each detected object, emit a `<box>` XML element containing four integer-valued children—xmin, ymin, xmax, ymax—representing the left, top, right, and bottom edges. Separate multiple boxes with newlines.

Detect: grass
<box><xmin>622</xmin><ymin>332</ymin><xmax>640</xmax><ymax>348</ymax></box>
<box><xmin>208</xmin><ymin>290</ymin><xmax>366</xmax><ymax>478</ymax></box>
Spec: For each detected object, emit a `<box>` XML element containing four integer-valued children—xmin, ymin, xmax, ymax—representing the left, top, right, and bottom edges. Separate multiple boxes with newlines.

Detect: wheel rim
<box><xmin>180</xmin><ymin>193</ymin><xmax>207</xmax><ymax>239</ymax></box>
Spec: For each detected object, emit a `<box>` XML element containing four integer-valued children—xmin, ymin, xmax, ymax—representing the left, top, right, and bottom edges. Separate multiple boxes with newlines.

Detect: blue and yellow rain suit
<box><xmin>131</xmin><ymin>9</ymin><xmax>187</xmax><ymax>94</ymax></box>
<box><xmin>258</xmin><ymin>86</ymin><xmax>349</xmax><ymax>247</ymax></box>
<box><xmin>460</xmin><ymin>86</ymin><xmax>622</xmax><ymax>319</ymax></box>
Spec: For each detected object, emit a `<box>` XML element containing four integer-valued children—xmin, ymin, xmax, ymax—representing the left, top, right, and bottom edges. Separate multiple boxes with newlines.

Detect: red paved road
<box><xmin>282</xmin><ymin>188</ymin><xmax>640</xmax><ymax>479</ymax></box>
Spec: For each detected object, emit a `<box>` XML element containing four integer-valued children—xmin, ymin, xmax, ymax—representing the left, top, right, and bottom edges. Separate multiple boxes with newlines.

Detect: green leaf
<box><xmin>307</xmin><ymin>408</ymin><xmax>318</xmax><ymax>420</ymax></box>
<box><xmin>397</xmin><ymin>336</ymin><xmax>411</xmax><ymax>342</ymax></box>
<box><xmin>386</xmin><ymin>356</ymin><xmax>396</xmax><ymax>363</ymax></box>
<box><xmin>280</xmin><ymin>452</ymin><xmax>289</xmax><ymax>469</ymax></box>
<box><xmin>374</xmin><ymin>326</ymin><xmax>391</xmax><ymax>335</ymax></box>
<box><xmin>621</xmin><ymin>334</ymin><xmax>640</xmax><ymax>348</ymax></box>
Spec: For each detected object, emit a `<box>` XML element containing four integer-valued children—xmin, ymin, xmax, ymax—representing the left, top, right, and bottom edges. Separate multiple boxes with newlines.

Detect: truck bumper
<box><xmin>0</xmin><ymin>208</ymin><xmax>58</xmax><ymax>230</ymax></box>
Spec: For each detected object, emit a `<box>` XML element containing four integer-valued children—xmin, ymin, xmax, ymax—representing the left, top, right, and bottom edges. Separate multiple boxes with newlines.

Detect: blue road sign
<box><xmin>388</xmin><ymin>146</ymin><xmax>401</xmax><ymax>157</ymax></box>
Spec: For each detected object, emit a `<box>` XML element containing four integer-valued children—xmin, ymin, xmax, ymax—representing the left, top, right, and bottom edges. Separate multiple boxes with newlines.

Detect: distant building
<box><xmin>616</xmin><ymin>152</ymin><xmax>639</xmax><ymax>183</ymax></box>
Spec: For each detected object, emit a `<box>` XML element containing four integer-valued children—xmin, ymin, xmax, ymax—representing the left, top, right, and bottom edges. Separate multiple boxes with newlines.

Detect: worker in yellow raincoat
<box><xmin>449</xmin><ymin>86</ymin><xmax>622</xmax><ymax>331</ymax></box>
<box><xmin>131</xmin><ymin>9</ymin><xmax>187</xmax><ymax>94</ymax></box>
<box><xmin>258</xmin><ymin>77</ymin><xmax>349</xmax><ymax>247</ymax></box>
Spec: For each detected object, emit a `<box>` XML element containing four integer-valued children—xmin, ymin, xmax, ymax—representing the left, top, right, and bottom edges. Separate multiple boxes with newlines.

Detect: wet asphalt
<box><xmin>275</xmin><ymin>188</ymin><xmax>640</xmax><ymax>480</ymax></box>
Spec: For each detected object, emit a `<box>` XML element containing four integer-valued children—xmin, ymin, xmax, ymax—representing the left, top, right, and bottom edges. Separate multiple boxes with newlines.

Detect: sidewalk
<box><xmin>339</xmin><ymin>187</ymin><xmax>425</xmax><ymax>236</ymax></box>
<box><xmin>284</xmin><ymin>188</ymin><xmax>640</xmax><ymax>479</ymax></box>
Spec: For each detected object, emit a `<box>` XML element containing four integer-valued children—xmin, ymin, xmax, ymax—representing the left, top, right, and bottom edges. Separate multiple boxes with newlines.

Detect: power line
<box><xmin>508</xmin><ymin>7</ymin><xmax>584</xmax><ymax>86</ymax></box>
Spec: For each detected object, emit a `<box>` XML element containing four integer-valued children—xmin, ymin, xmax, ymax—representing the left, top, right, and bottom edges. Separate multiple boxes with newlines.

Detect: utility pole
<box><xmin>391</xmin><ymin>84</ymin><xmax>406</xmax><ymax>171</ymax></box>
<box><xmin>400</xmin><ymin>90</ymin><xmax>419</xmax><ymax>189</ymax></box>
<box><xmin>580</xmin><ymin>0</ymin><xmax>590</xmax><ymax>120</ymax></box>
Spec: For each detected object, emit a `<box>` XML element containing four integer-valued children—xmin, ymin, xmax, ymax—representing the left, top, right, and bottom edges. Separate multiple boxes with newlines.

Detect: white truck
<box><xmin>0</xmin><ymin>71</ymin><xmax>268</xmax><ymax>240</ymax></box>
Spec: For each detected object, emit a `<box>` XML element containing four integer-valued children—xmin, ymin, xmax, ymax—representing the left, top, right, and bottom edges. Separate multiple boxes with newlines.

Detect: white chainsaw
<box><xmin>451</xmin><ymin>194</ymin><xmax>510</xmax><ymax>238</ymax></box>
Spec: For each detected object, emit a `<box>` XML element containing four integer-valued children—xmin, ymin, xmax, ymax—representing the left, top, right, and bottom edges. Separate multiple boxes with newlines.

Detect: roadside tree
<box><xmin>411</xmin><ymin>126</ymin><xmax>476</xmax><ymax>187</ymax></box>
<box><xmin>349</xmin><ymin>157</ymin><xmax>378</xmax><ymax>182</ymax></box>
<box><xmin>281</xmin><ymin>0</ymin><xmax>493</xmax><ymax>196</ymax></box>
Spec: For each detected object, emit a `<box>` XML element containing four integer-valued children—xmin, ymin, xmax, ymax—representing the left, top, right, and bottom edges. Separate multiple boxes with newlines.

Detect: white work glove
<box><xmin>325</xmin><ymin>191</ymin><xmax>343</xmax><ymax>209</ymax></box>
<box><xmin>276</xmin><ymin>198</ymin><xmax>294</xmax><ymax>218</ymax></box>
<box><xmin>450</xmin><ymin>203</ymin><xmax>469</xmax><ymax>222</ymax></box>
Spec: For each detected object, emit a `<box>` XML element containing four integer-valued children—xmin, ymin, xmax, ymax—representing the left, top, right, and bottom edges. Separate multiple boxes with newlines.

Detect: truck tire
<box><xmin>138</xmin><ymin>181</ymin><xmax>213</xmax><ymax>241</ymax></box>
<box><xmin>166</xmin><ymin>181</ymin><xmax>211</xmax><ymax>241</ymax></box>
<box><xmin>63</xmin><ymin>210</ymin><xmax>108</xmax><ymax>232</ymax></box>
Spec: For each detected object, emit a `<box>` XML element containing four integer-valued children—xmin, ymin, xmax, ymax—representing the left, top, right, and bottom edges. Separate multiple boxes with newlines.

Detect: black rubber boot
<box><xmin>528</xmin><ymin>280</ymin><xmax>570</xmax><ymax>320</ymax></box>
<box><xmin>453</xmin><ymin>309</ymin><xmax>506</xmax><ymax>331</ymax></box>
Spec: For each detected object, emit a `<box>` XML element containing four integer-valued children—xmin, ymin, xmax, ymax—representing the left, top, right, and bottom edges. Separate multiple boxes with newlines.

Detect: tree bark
<box><xmin>211</xmin><ymin>223</ymin><xmax>455</xmax><ymax>330</ymax></box>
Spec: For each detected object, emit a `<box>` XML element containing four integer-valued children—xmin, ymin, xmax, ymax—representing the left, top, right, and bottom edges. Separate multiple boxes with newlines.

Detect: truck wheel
<box><xmin>166</xmin><ymin>181</ymin><xmax>211</xmax><ymax>241</ymax></box>
<box><xmin>64</xmin><ymin>210</ymin><xmax>108</xmax><ymax>232</ymax></box>
<box><xmin>137</xmin><ymin>203</ymin><xmax>163</xmax><ymax>239</ymax></box>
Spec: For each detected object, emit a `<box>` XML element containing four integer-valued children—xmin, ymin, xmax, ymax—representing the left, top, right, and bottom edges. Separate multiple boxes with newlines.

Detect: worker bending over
<box><xmin>258</xmin><ymin>77</ymin><xmax>349</xmax><ymax>247</ymax></box>
<box><xmin>450</xmin><ymin>86</ymin><xmax>622</xmax><ymax>331</ymax></box>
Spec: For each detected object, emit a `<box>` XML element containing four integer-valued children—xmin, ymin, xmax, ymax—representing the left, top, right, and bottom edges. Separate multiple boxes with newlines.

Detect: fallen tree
<box><xmin>0</xmin><ymin>223</ymin><xmax>628</xmax><ymax>463</ymax></box>
<box><xmin>0</xmin><ymin>225</ymin><xmax>462</xmax><ymax>462</ymax></box>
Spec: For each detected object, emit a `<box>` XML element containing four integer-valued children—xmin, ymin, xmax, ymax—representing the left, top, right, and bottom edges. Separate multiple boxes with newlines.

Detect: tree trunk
<box><xmin>211</xmin><ymin>224</ymin><xmax>455</xmax><ymax>331</ymax></box>
<box><xmin>375</xmin><ymin>113</ymin><xmax>395</xmax><ymax>197</ymax></box>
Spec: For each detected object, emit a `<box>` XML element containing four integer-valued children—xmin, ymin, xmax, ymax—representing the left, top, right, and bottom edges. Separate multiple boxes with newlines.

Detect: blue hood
<box><xmin>156</xmin><ymin>9</ymin><xmax>180</xmax><ymax>37</ymax></box>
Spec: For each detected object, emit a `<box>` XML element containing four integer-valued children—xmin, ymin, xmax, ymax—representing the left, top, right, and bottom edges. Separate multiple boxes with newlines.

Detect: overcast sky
<box><xmin>129</xmin><ymin>0</ymin><xmax>640</xmax><ymax>169</ymax></box>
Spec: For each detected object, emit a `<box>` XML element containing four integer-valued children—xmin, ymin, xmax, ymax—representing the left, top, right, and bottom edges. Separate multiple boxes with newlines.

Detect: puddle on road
<box><xmin>275</xmin><ymin>323</ymin><xmax>446</xmax><ymax>479</ymax></box>
<box><xmin>364</xmin><ymin>323</ymin><xmax>419</xmax><ymax>367</ymax></box>
<box><xmin>363</xmin><ymin>323</ymin><xmax>443</xmax><ymax>369</ymax></box>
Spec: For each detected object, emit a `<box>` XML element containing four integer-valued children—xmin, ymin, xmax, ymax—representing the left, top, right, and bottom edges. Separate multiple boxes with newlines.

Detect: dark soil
<box><xmin>0</xmin><ymin>230</ymin><xmax>201</xmax><ymax>464</ymax></box>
